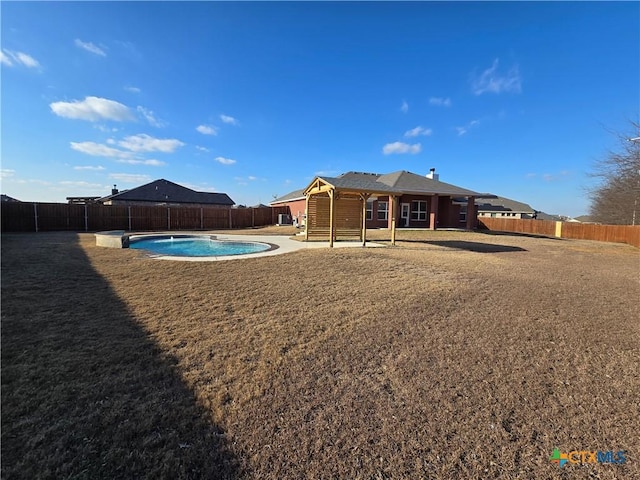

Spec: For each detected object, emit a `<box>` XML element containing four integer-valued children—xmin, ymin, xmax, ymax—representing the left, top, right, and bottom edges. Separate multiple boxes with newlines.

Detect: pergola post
<box><xmin>305</xmin><ymin>194</ymin><xmax>310</xmax><ymax>241</ymax></box>
<box><xmin>391</xmin><ymin>195</ymin><xmax>398</xmax><ymax>246</ymax></box>
<box><xmin>429</xmin><ymin>194</ymin><xmax>439</xmax><ymax>230</ymax></box>
<box><xmin>328</xmin><ymin>189</ymin><xmax>335</xmax><ymax>248</ymax></box>
<box><xmin>360</xmin><ymin>193</ymin><xmax>371</xmax><ymax>247</ymax></box>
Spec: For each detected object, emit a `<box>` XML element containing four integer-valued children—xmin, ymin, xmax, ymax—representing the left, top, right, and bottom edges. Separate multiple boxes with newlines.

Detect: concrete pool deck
<box><xmin>125</xmin><ymin>233</ymin><xmax>385</xmax><ymax>261</ymax></box>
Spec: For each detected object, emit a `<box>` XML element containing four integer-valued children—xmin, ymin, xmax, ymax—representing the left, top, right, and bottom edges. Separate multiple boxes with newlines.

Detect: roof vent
<box><xmin>111</xmin><ymin>184</ymin><xmax>119</xmax><ymax>195</ymax></box>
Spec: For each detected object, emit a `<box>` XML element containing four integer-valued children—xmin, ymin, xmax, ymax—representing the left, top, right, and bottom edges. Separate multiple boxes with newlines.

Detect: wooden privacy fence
<box><xmin>479</xmin><ymin>217</ymin><xmax>640</xmax><ymax>248</ymax></box>
<box><xmin>0</xmin><ymin>203</ymin><xmax>290</xmax><ymax>233</ymax></box>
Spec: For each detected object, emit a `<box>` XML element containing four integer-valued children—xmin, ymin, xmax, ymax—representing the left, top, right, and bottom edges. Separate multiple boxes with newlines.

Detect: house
<box><xmin>1</xmin><ymin>194</ymin><xmax>21</xmax><ymax>203</ymax></box>
<box><xmin>270</xmin><ymin>189</ymin><xmax>306</xmax><ymax>226</ymax></box>
<box><xmin>272</xmin><ymin>169</ymin><xmax>480</xmax><ymax>245</ymax></box>
<box><xmin>473</xmin><ymin>195</ymin><xmax>537</xmax><ymax>219</ymax></box>
<box><xmin>97</xmin><ymin>179</ymin><xmax>235</xmax><ymax>208</ymax></box>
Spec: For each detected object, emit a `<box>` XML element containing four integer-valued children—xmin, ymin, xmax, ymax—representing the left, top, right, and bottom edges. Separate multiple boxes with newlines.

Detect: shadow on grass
<box><xmin>398</xmin><ymin>239</ymin><xmax>527</xmax><ymax>253</ymax></box>
<box><xmin>1</xmin><ymin>233</ymin><xmax>240</xmax><ymax>479</ymax></box>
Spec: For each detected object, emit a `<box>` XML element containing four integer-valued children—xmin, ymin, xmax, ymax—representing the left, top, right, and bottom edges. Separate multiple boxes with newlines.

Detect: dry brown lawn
<box><xmin>2</xmin><ymin>228</ymin><xmax>639</xmax><ymax>479</ymax></box>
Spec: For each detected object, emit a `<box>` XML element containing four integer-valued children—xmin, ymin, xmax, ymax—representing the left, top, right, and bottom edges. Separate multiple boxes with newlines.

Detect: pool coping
<box><xmin>107</xmin><ymin>232</ymin><xmax>385</xmax><ymax>261</ymax></box>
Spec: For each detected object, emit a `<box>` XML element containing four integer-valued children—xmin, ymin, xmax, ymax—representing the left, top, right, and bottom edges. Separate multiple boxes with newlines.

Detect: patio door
<box><xmin>401</xmin><ymin>203</ymin><xmax>410</xmax><ymax>227</ymax></box>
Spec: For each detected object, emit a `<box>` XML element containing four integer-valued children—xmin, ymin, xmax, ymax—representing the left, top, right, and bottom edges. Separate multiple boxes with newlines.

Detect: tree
<box><xmin>589</xmin><ymin>122</ymin><xmax>640</xmax><ymax>225</ymax></box>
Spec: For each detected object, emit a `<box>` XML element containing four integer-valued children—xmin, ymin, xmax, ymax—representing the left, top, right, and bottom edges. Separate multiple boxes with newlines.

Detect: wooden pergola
<box><xmin>303</xmin><ymin>177</ymin><xmax>401</xmax><ymax>247</ymax></box>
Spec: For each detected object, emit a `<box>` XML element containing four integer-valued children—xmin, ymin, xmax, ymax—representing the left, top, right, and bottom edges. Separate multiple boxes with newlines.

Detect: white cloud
<box><xmin>70</xmin><ymin>141</ymin><xmax>133</xmax><ymax>159</ymax></box>
<box><xmin>456</xmin><ymin>119</ymin><xmax>480</xmax><ymax>136</ymax></box>
<box><xmin>59</xmin><ymin>180</ymin><xmax>104</xmax><ymax>188</ymax></box>
<box><xmin>196</xmin><ymin>124</ymin><xmax>218</xmax><ymax>135</ymax></box>
<box><xmin>382</xmin><ymin>142</ymin><xmax>422</xmax><ymax>155</ymax></box>
<box><xmin>247</xmin><ymin>176</ymin><xmax>257</xmax><ymax>181</ymax></box>
<box><xmin>404</xmin><ymin>126</ymin><xmax>433</xmax><ymax>137</ymax></box>
<box><xmin>220</xmin><ymin>114</ymin><xmax>238</xmax><ymax>125</ymax></box>
<box><xmin>1</xmin><ymin>49</ymin><xmax>40</xmax><ymax>68</ymax></box>
<box><xmin>74</xmin><ymin>39</ymin><xmax>106</xmax><ymax>57</ymax></box>
<box><xmin>73</xmin><ymin>165</ymin><xmax>106</xmax><ymax>171</ymax></box>
<box><xmin>195</xmin><ymin>146</ymin><xmax>209</xmax><ymax>152</ymax></box>
<box><xmin>215</xmin><ymin>156</ymin><xmax>236</xmax><ymax>165</ymax></box>
<box><xmin>125</xmin><ymin>86</ymin><xmax>141</xmax><ymax>93</ymax></box>
<box><xmin>108</xmin><ymin>173</ymin><xmax>151</xmax><ymax>184</ymax></box>
<box><xmin>429</xmin><ymin>97</ymin><xmax>451</xmax><ymax>107</ymax></box>
<box><xmin>118</xmin><ymin>134</ymin><xmax>184</xmax><ymax>153</ymax></box>
<box><xmin>117</xmin><ymin>159</ymin><xmax>166</xmax><ymax>166</ymax></box>
<box><xmin>136</xmin><ymin>106</ymin><xmax>164</xmax><ymax>127</ymax></box>
<box><xmin>400</xmin><ymin>100</ymin><xmax>409</xmax><ymax>113</ymax></box>
<box><xmin>471</xmin><ymin>59</ymin><xmax>522</xmax><ymax>95</ymax></box>
<box><xmin>51</xmin><ymin>96</ymin><xmax>134</xmax><ymax>122</ymax></box>
<box><xmin>1</xmin><ymin>169</ymin><xmax>16</xmax><ymax>178</ymax></box>
<box><xmin>0</xmin><ymin>51</ymin><xmax>12</xmax><ymax>66</ymax></box>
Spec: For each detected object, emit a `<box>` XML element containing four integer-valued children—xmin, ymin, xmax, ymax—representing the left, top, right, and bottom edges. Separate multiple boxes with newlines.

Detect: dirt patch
<box><xmin>2</xmin><ymin>229</ymin><xmax>638</xmax><ymax>479</ymax></box>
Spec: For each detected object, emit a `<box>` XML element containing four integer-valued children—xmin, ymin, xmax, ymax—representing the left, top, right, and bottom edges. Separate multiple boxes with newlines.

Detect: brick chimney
<box><xmin>111</xmin><ymin>184</ymin><xmax>119</xmax><ymax>195</ymax></box>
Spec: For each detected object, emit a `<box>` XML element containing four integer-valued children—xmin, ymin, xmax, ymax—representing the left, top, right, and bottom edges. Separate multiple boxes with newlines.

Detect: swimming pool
<box><xmin>129</xmin><ymin>235</ymin><xmax>272</xmax><ymax>258</ymax></box>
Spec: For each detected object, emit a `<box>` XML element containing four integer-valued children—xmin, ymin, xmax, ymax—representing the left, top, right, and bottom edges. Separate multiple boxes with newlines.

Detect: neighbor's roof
<box><xmin>99</xmin><ymin>179</ymin><xmax>235</xmax><ymax>205</ymax></box>
<box><xmin>1</xmin><ymin>194</ymin><xmax>21</xmax><ymax>203</ymax></box>
<box><xmin>270</xmin><ymin>189</ymin><xmax>306</xmax><ymax>204</ymax></box>
<box><xmin>475</xmin><ymin>195</ymin><xmax>535</xmax><ymax>213</ymax></box>
<box><xmin>305</xmin><ymin>170</ymin><xmax>480</xmax><ymax>197</ymax></box>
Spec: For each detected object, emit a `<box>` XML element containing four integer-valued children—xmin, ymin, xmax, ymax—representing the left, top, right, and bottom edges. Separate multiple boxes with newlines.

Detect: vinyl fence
<box><xmin>479</xmin><ymin>217</ymin><xmax>640</xmax><ymax>248</ymax></box>
<box><xmin>1</xmin><ymin>202</ymin><xmax>291</xmax><ymax>233</ymax></box>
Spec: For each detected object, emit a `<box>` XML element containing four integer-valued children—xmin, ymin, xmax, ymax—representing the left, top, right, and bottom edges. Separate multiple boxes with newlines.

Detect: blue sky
<box><xmin>1</xmin><ymin>1</ymin><xmax>638</xmax><ymax>216</ymax></box>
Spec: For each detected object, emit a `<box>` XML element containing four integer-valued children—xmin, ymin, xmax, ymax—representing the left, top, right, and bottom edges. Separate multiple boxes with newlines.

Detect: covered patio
<box><xmin>303</xmin><ymin>175</ymin><xmax>478</xmax><ymax>247</ymax></box>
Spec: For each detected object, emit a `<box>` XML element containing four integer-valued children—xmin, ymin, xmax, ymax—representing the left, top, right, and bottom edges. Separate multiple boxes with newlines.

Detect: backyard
<box><xmin>2</xmin><ymin>228</ymin><xmax>638</xmax><ymax>479</ymax></box>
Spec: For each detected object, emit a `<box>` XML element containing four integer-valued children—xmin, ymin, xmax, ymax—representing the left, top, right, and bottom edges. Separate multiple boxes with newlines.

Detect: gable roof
<box><xmin>304</xmin><ymin>170</ymin><xmax>480</xmax><ymax>197</ymax></box>
<box><xmin>99</xmin><ymin>179</ymin><xmax>234</xmax><ymax>206</ymax></box>
<box><xmin>270</xmin><ymin>189</ymin><xmax>306</xmax><ymax>204</ymax></box>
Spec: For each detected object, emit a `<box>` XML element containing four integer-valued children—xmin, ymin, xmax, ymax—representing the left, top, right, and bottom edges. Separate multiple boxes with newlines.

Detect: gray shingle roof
<box><xmin>377</xmin><ymin>171</ymin><xmax>479</xmax><ymax>196</ymax></box>
<box><xmin>313</xmin><ymin>170</ymin><xmax>480</xmax><ymax>196</ymax></box>
<box><xmin>99</xmin><ymin>179</ymin><xmax>235</xmax><ymax>206</ymax></box>
<box><xmin>475</xmin><ymin>195</ymin><xmax>535</xmax><ymax>213</ymax></box>
<box><xmin>270</xmin><ymin>189</ymin><xmax>306</xmax><ymax>204</ymax></box>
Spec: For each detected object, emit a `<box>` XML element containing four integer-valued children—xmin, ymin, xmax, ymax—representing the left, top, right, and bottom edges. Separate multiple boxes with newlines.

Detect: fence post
<box><xmin>128</xmin><ymin>206</ymin><xmax>132</xmax><ymax>231</ymax></box>
<box><xmin>167</xmin><ymin>207</ymin><xmax>171</xmax><ymax>231</ymax></box>
<box><xmin>84</xmin><ymin>204</ymin><xmax>88</xmax><ymax>232</ymax></box>
<box><xmin>228</xmin><ymin>208</ymin><xmax>232</xmax><ymax>229</ymax></box>
<box><xmin>252</xmin><ymin>208</ymin><xmax>255</xmax><ymax>227</ymax></box>
<box><xmin>33</xmin><ymin>203</ymin><xmax>39</xmax><ymax>232</ymax></box>
<box><xmin>201</xmin><ymin>207</ymin><xmax>204</xmax><ymax>230</ymax></box>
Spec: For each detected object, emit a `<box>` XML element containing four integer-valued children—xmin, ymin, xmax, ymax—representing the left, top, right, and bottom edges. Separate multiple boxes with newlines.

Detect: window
<box><xmin>460</xmin><ymin>212</ymin><xmax>467</xmax><ymax>222</ymax></box>
<box><xmin>411</xmin><ymin>201</ymin><xmax>427</xmax><ymax>221</ymax></box>
<box><xmin>366</xmin><ymin>201</ymin><xmax>373</xmax><ymax>220</ymax></box>
<box><xmin>377</xmin><ymin>201</ymin><xmax>388</xmax><ymax>220</ymax></box>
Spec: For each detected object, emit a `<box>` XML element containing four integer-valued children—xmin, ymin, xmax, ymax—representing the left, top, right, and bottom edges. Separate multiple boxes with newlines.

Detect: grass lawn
<box><xmin>2</xmin><ymin>228</ymin><xmax>639</xmax><ymax>479</ymax></box>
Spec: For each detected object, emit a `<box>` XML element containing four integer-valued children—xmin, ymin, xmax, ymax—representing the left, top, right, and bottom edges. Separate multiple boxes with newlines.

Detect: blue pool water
<box><xmin>129</xmin><ymin>236</ymin><xmax>271</xmax><ymax>257</ymax></box>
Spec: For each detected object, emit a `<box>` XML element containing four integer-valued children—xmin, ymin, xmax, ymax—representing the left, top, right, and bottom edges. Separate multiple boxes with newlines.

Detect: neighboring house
<box><xmin>472</xmin><ymin>195</ymin><xmax>537</xmax><ymax>219</ymax></box>
<box><xmin>1</xmin><ymin>194</ymin><xmax>21</xmax><ymax>203</ymax></box>
<box><xmin>270</xmin><ymin>189</ymin><xmax>306</xmax><ymax>226</ymax></box>
<box><xmin>573</xmin><ymin>215</ymin><xmax>595</xmax><ymax>223</ymax></box>
<box><xmin>272</xmin><ymin>169</ymin><xmax>480</xmax><ymax>235</ymax></box>
<box><xmin>97</xmin><ymin>179</ymin><xmax>235</xmax><ymax>207</ymax></box>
